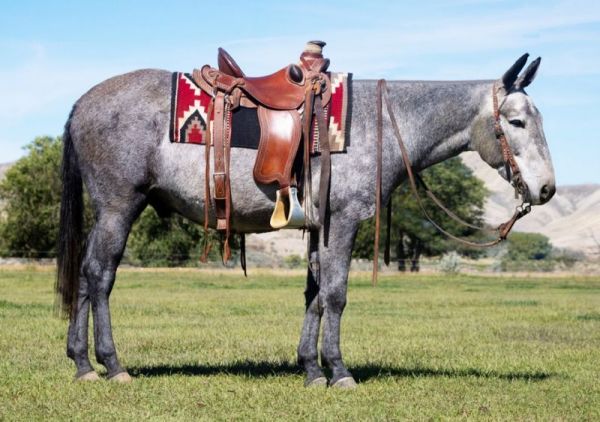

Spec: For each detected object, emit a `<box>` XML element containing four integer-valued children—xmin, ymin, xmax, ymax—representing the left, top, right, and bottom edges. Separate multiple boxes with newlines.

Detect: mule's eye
<box><xmin>509</xmin><ymin>119</ymin><xmax>525</xmax><ymax>128</ymax></box>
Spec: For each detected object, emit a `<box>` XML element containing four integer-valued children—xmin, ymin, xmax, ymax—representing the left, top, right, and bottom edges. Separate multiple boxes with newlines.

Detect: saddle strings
<box><xmin>301</xmin><ymin>74</ymin><xmax>331</xmax><ymax>231</ymax></box>
<box><xmin>201</xmin><ymin>101</ymin><xmax>214</xmax><ymax>263</ymax></box>
<box><xmin>302</xmin><ymin>83</ymin><xmax>316</xmax><ymax>229</ymax></box>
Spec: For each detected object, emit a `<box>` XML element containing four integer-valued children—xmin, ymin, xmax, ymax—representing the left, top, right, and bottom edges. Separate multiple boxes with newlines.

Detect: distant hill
<box><xmin>0</xmin><ymin>162</ymin><xmax>12</xmax><ymax>180</ymax></box>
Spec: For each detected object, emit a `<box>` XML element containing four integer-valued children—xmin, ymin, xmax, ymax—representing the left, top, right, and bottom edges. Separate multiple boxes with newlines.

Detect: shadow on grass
<box><xmin>129</xmin><ymin>360</ymin><xmax>553</xmax><ymax>382</ymax></box>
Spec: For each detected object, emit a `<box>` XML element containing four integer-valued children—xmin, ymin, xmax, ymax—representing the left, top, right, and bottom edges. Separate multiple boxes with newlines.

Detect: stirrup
<box><xmin>270</xmin><ymin>187</ymin><xmax>305</xmax><ymax>229</ymax></box>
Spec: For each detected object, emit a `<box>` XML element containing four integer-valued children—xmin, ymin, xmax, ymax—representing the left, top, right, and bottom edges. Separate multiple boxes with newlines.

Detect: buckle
<box><xmin>494</xmin><ymin>122</ymin><xmax>504</xmax><ymax>138</ymax></box>
<box><xmin>516</xmin><ymin>202</ymin><xmax>531</xmax><ymax>217</ymax></box>
<box><xmin>213</xmin><ymin>172</ymin><xmax>227</xmax><ymax>200</ymax></box>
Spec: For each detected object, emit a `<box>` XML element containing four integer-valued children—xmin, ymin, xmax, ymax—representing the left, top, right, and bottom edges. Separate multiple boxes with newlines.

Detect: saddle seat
<box><xmin>216</xmin><ymin>48</ymin><xmax>310</xmax><ymax>110</ymax></box>
<box><xmin>217</xmin><ymin>47</ymin><xmax>331</xmax><ymax>110</ymax></box>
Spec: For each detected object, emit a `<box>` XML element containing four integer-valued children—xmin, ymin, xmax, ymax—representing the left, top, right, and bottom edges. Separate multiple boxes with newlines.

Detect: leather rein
<box><xmin>372</xmin><ymin>79</ymin><xmax>531</xmax><ymax>284</ymax></box>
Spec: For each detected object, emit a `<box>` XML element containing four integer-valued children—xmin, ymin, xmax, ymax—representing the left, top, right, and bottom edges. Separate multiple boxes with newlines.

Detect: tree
<box><xmin>354</xmin><ymin>157</ymin><xmax>488</xmax><ymax>270</ymax></box>
<box><xmin>126</xmin><ymin>208</ymin><xmax>218</xmax><ymax>266</ymax></box>
<box><xmin>0</xmin><ymin>136</ymin><xmax>217</xmax><ymax>264</ymax></box>
<box><xmin>0</xmin><ymin>137</ymin><xmax>94</xmax><ymax>257</ymax></box>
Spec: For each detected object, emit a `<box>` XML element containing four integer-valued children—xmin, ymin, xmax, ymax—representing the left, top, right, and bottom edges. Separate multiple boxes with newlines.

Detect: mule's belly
<box><xmin>154</xmin><ymin>136</ymin><xmax>279</xmax><ymax>232</ymax></box>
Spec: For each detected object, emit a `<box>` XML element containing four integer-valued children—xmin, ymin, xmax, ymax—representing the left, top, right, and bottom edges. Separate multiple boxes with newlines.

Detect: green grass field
<box><xmin>1</xmin><ymin>267</ymin><xmax>599</xmax><ymax>420</ymax></box>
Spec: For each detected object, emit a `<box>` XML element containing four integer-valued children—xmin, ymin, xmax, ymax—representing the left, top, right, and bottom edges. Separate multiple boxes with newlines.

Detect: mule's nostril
<box><xmin>539</xmin><ymin>184</ymin><xmax>555</xmax><ymax>202</ymax></box>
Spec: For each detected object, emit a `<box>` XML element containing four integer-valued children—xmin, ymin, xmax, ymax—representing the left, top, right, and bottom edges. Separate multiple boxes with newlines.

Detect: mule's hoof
<box><xmin>304</xmin><ymin>376</ymin><xmax>328</xmax><ymax>387</ymax></box>
<box><xmin>75</xmin><ymin>371</ymin><xmax>101</xmax><ymax>382</ymax></box>
<box><xmin>330</xmin><ymin>376</ymin><xmax>357</xmax><ymax>389</ymax></box>
<box><xmin>109</xmin><ymin>372</ymin><xmax>132</xmax><ymax>383</ymax></box>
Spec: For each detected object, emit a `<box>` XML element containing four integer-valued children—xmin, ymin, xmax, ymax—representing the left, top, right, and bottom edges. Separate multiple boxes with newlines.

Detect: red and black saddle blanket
<box><xmin>169</xmin><ymin>72</ymin><xmax>351</xmax><ymax>154</ymax></box>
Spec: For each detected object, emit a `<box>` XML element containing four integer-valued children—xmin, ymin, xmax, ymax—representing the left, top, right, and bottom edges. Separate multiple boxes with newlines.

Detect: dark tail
<box><xmin>56</xmin><ymin>108</ymin><xmax>84</xmax><ymax>319</ymax></box>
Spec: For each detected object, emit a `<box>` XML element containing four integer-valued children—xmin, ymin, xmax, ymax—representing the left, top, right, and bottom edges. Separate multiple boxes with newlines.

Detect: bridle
<box><xmin>372</xmin><ymin>79</ymin><xmax>532</xmax><ymax>285</ymax></box>
<box><xmin>492</xmin><ymin>82</ymin><xmax>529</xmax><ymax>201</ymax></box>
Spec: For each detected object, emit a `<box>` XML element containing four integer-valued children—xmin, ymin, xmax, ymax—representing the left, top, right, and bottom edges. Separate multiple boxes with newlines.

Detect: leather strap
<box><xmin>194</xmin><ymin>69</ymin><xmax>236</xmax><ymax>263</ymax></box>
<box><xmin>384</xmin><ymin>200</ymin><xmax>392</xmax><ymax>265</ymax></box>
<box><xmin>212</xmin><ymin>91</ymin><xmax>232</xmax><ymax>261</ymax></box>
<box><xmin>493</xmin><ymin>82</ymin><xmax>528</xmax><ymax>199</ymax></box>
<box><xmin>201</xmin><ymin>100</ymin><xmax>214</xmax><ymax>263</ymax></box>
<box><xmin>240</xmin><ymin>233</ymin><xmax>247</xmax><ymax>276</ymax></box>
<box><xmin>314</xmin><ymin>94</ymin><xmax>331</xmax><ymax>227</ymax></box>
<box><xmin>302</xmin><ymin>82</ymin><xmax>316</xmax><ymax>228</ymax></box>
<box><xmin>373</xmin><ymin>80</ymin><xmax>384</xmax><ymax>285</ymax></box>
<box><xmin>415</xmin><ymin>173</ymin><xmax>490</xmax><ymax>232</ymax></box>
<box><xmin>298</xmin><ymin>55</ymin><xmax>331</xmax><ymax>230</ymax></box>
<box><xmin>372</xmin><ymin>79</ymin><xmax>531</xmax><ymax>286</ymax></box>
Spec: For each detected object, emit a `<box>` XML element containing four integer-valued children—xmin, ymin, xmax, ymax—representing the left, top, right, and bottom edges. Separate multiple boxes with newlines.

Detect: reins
<box><xmin>372</xmin><ymin>79</ymin><xmax>531</xmax><ymax>285</ymax></box>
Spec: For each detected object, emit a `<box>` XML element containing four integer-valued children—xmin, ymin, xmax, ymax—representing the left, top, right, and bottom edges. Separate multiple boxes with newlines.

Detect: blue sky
<box><xmin>1</xmin><ymin>0</ymin><xmax>598</xmax><ymax>185</ymax></box>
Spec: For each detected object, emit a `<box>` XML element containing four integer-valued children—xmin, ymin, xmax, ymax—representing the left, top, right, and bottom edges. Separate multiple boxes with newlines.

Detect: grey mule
<box><xmin>56</xmin><ymin>49</ymin><xmax>554</xmax><ymax>385</ymax></box>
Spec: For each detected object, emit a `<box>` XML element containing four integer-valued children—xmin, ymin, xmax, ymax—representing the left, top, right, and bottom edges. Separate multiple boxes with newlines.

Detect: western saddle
<box><xmin>192</xmin><ymin>41</ymin><xmax>332</xmax><ymax>261</ymax></box>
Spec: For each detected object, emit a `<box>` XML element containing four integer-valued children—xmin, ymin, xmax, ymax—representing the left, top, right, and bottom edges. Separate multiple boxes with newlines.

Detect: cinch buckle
<box><xmin>213</xmin><ymin>172</ymin><xmax>227</xmax><ymax>200</ymax></box>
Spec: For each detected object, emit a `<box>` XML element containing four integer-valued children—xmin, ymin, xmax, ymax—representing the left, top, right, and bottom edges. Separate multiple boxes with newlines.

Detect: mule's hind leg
<box><xmin>297</xmin><ymin>232</ymin><xmax>327</xmax><ymax>387</ymax></box>
<box><xmin>67</xmin><ymin>275</ymin><xmax>97</xmax><ymax>380</ymax></box>
<box><xmin>81</xmin><ymin>196</ymin><xmax>146</xmax><ymax>381</ymax></box>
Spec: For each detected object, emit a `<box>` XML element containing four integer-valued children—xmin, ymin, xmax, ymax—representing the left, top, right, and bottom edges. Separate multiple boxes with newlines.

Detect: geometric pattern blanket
<box><xmin>169</xmin><ymin>71</ymin><xmax>351</xmax><ymax>154</ymax></box>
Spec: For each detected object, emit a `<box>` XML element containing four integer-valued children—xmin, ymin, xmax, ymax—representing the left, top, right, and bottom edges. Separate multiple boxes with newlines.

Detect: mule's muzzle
<box><xmin>539</xmin><ymin>184</ymin><xmax>555</xmax><ymax>204</ymax></box>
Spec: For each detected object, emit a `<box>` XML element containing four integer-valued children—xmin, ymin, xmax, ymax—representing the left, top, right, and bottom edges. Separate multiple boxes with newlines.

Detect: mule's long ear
<box><xmin>515</xmin><ymin>57</ymin><xmax>541</xmax><ymax>89</ymax></box>
<box><xmin>502</xmin><ymin>53</ymin><xmax>529</xmax><ymax>90</ymax></box>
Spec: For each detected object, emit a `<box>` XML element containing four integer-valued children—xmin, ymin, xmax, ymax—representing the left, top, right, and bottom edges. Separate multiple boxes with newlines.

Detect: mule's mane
<box><xmin>357</xmin><ymin>79</ymin><xmax>494</xmax><ymax>84</ymax></box>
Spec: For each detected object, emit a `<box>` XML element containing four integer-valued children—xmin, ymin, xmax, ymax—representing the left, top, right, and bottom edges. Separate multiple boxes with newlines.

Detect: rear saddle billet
<box><xmin>193</xmin><ymin>41</ymin><xmax>332</xmax><ymax>260</ymax></box>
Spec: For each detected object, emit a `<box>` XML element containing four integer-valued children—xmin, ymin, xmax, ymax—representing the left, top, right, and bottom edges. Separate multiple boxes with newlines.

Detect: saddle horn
<box><xmin>289</xmin><ymin>64</ymin><xmax>304</xmax><ymax>84</ymax></box>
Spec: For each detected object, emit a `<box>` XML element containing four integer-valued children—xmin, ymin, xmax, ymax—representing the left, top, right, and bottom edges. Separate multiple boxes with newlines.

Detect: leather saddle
<box><xmin>193</xmin><ymin>41</ymin><xmax>332</xmax><ymax>261</ymax></box>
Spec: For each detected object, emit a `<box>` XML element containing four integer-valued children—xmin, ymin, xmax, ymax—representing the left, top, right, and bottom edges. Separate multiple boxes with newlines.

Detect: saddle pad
<box><xmin>169</xmin><ymin>72</ymin><xmax>351</xmax><ymax>154</ymax></box>
<box><xmin>311</xmin><ymin>72</ymin><xmax>351</xmax><ymax>154</ymax></box>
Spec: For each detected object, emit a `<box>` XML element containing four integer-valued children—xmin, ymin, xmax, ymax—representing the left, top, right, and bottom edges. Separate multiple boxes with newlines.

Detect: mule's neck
<box><xmin>377</xmin><ymin>79</ymin><xmax>494</xmax><ymax>197</ymax></box>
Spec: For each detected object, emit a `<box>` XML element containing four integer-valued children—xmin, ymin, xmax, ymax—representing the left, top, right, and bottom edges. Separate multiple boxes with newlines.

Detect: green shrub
<box><xmin>505</xmin><ymin>232</ymin><xmax>552</xmax><ymax>261</ymax></box>
<box><xmin>283</xmin><ymin>254</ymin><xmax>305</xmax><ymax>269</ymax></box>
<box><xmin>439</xmin><ymin>251</ymin><xmax>461</xmax><ymax>274</ymax></box>
<box><xmin>500</xmin><ymin>232</ymin><xmax>554</xmax><ymax>272</ymax></box>
<box><xmin>551</xmin><ymin>248</ymin><xmax>584</xmax><ymax>268</ymax></box>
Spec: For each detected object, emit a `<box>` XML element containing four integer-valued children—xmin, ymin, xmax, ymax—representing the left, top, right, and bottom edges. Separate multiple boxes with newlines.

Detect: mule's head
<box><xmin>473</xmin><ymin>54</ymin><xmax>556</xmax><ymax>205</ymax></box>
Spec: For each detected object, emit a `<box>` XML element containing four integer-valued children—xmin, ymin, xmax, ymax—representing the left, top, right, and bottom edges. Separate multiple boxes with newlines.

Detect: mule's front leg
<box><xmin>297</xmin><ymin>232</ymin><xmax>327</xmax><ymax>386</ymax></box>
<box><xmin>319</xmin><ymin>219</ymin><xmax>359</xmax><ymax>388</ymax></box>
